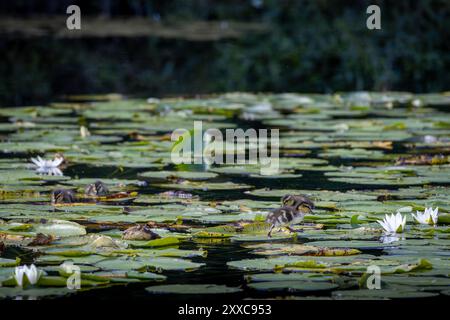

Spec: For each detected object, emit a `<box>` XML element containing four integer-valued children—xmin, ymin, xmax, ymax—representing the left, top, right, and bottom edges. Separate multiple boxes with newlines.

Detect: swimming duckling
<box><xmin>51</xmin><ymin>189</ymin><xmax>75</xmax><ymax>204</ymax></box>
<box><xmin>122</xmin><ymin>224</ymin><xmax>161</xmax><ymax>241</ymax></box>
<box><xmin>85</xmin><ymin>180</ymin><xmax>109</xmax><ymax>197</ymax></box>
<box><xmin>266</xmin><ymin>195</ymin><xmax>315</xmax><ymax>237</ymax></box>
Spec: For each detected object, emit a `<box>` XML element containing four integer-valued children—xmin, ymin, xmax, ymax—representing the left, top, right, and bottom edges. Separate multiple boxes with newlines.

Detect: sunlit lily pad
<box><xmin>34</xmin><ymin>220</ymin><xmax>86</xmax><ymax>237</ymax></box>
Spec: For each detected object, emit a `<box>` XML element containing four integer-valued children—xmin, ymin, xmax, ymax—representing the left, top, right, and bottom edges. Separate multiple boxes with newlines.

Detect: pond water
<box><xmin>0</xmin><ymin>92</ymin><xmax>449</xmax><ymax>300</ymax></box>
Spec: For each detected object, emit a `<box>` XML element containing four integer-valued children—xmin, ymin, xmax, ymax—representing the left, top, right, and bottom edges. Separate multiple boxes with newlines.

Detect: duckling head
<box><xmin>51</xmin><ymin>189</ymin><xmax>75</xmax><ymax>204</ymax></box>
<box><xmin>282</xmin><ymin>194</ymin><xmax>315</xmax><ymax>212</ymax></box>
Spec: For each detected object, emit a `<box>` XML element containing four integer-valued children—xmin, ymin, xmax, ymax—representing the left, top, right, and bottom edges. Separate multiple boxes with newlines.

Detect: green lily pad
<box><xmin>248</xmin><ymin>281</ymin><xmax>338</xmax><ymax>292</ymax></box>
<box><xmin>332</xmin><ymin>289</ymin><xmax>438</xmax><ymax>299</ymax></box>
<box><xmin>139</xmin><ymin>171</ymin><xmax>218</xmax><ymax>180</ymax></box>
<box><xmin>145</xmin><ymin>284</ymin><xmax>242</xmax><ymax>294</ymax></box>
<box><xmin>34</xmin><ymin>220</ymin><xmax>86</xmax><ymax>237</ymax></box>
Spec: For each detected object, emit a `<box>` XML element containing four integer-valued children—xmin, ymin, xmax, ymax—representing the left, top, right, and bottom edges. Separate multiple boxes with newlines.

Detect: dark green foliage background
<box><xmin>0</xmin><ymin>0</ymin><xmax>449</xmax><ymax>106</ymax></box>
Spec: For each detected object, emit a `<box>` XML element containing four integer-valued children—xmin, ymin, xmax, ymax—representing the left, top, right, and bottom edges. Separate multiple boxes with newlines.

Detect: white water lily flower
<box><xmin>412</xmin><ymin>207</ymin><xmax>439</xmax><ymax>225</ymax></box>
<box><xmin>13</xmin><ymin>264</ymin><xmax>42</xmax><ymax>287</ymax></box>
<box><xmin>30</xmin><ymin>155</ymin><xmax>64</xmax><ymax>176</ymax></box>
<box><xmin>377</xmin><ymin>212</ymin><xmax>406</xmax><ymax>234</ymax></box>
<box><xmin>14</xmin><ymin>266</ymin><xmax>26</xmax><ymax>287</ymax></box>
<box><xmin>24</xmin><ymin>264</ymin><xmax>42</xmax><ymax>285</ymax></box>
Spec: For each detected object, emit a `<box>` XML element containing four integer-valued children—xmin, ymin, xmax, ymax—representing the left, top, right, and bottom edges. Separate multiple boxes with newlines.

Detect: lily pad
<box><xmin>248</xmin><ymin>281</ymin><xmax>338</xmax><ymax>292</ymax></box>
<box><xmin>145</xmin><ymin>284</ymin><xmax>242</xmax><ymax>294</ymax></box>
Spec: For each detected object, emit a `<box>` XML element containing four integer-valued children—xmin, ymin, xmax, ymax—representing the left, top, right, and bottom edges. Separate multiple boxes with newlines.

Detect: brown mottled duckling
<box><xmin>122</xmin><ymin>224</ymin><xmax>161</xmax><ymax>241</ymax></box>
<box><xmin>266</xmin><ymin>194</ymin><xmax>315</xmax><ymax>237</ymax></box>
<box><xmin>51</xmin><ymin>189</ymin><xmax>75</xmax><ymax>204</ymax></box>
<box><xmin>29</xmin><ymin>233</ymin><xmax>53</xmax><ymax>246</ymax></box>
<box><xmin>85</xmin><ymin>180</ymin><xmax>109</xmax><ymax>197</ymax></box>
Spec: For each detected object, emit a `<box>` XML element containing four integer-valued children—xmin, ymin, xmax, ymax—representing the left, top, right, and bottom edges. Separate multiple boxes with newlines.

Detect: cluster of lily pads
<box><xmin>0</xmin><ymin>91</ymin><xmax>449</xmax><ymax>300</ymax></box>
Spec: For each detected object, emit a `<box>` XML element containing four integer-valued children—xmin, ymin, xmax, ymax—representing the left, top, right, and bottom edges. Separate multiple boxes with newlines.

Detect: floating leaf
<box><xmin>248</xmin><ymin>281</ymin><xmax>338</xmax><ymax>292</ymax></box>
<box><xmin>145</xmin><ymin>284</ymin><xmax>242</xmax><ymax>294</ymax></box>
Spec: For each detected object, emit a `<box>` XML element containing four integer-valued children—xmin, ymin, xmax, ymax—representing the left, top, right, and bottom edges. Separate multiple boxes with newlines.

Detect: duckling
<box><xmin>29</xmin><ymin>233</ymin><xmax>53</xmax><ymax>246</ymax></box>
<box><xmin>85</xmin><ymin>180</ymin><xmax>109</xmax><ymax>197</ymax></box>
<box><xmin>266</xmin><ymin>195</ymin><xmax>315</xmax><ymax>237</ymax></box>
<box><xmin>51</xmin><ymin>189</ymin><xmax>75</xmax><ymax>204</ymax></box>
<box><xmin>122</xmin><ymin>224</ymin><xmax>161</xmax><ymax>241</ymax></box>
<box><xmin>266</xmin><ymin>206</ymin><xmax>301</xmax><ymax>237</ymax></box>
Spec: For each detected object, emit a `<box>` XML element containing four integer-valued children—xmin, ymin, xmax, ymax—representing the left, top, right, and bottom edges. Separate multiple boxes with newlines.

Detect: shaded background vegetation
<box><xmin>0</xmin><ymin>0</ymin><xmax>449</xmax><ymax>106</ymax></box>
